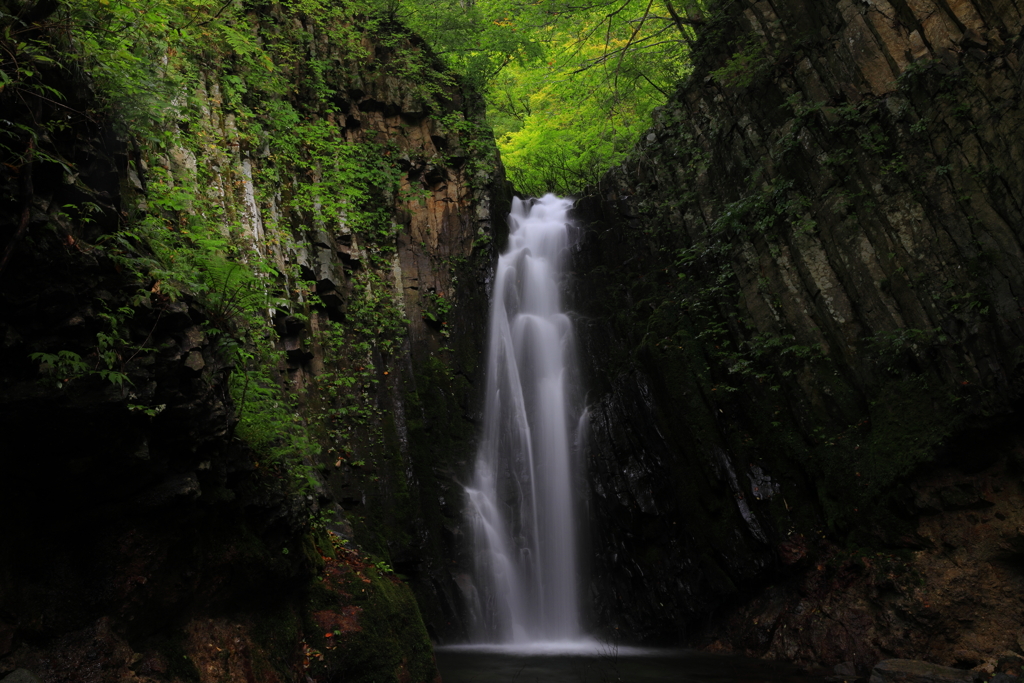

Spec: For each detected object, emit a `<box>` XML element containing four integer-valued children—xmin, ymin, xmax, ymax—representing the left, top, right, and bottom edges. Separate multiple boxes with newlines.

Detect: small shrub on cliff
<box><xmin>710</xmin><ymin>38</ymin><xmax>771</xmax><ymax>88</ymax></box>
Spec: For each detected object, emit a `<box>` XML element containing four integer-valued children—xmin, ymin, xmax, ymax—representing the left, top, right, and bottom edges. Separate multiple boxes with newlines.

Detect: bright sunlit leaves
<box><xmin>377</xmin><ymin>0</ymin><xmax>700</xmax><ymax>195</ymax></box>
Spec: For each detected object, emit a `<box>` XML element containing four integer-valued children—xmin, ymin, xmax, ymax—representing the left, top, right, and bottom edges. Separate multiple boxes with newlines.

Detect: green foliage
<box><xmin>28</xmin><ymin>349</ymin><xmax>125</xmax><ymax>388</ymax></box>
<box><xmin>710</xmin><ymin>37</ymin><xmax>770</xmax><ymax>88</ymax></box>
<box><xmin>313</xmin><ymin>324</ymin><xmax>381</xmax><ymax>444</ymax></box>
<box><xmin>436</xmin><ymin>111</ymin><xmax>501</xmax><ymax>190</ymax></box>
<box><xmin>0</xmin><ymin>18</ymin><xmax>68</xmax><ymax>162</ymax></box>
<box><xmin>230</xmin><ymin>356</ymin><xmax>323</xmax><ymax>494</ymax></box>
<box><xmin>62</xmin><ymin>0</ymin><xmax>195</xmax><ymax>129</ymax></box>
<box><xmin>865</xmin><ymin>328</ymin><xmax>944</xmax><ymax>375</ymax></box>
<box><xmin>383</xmin><ymin>0</ymin><xmax>544</xmax><ymax>90</ymax></box>
<box><xmin>372</xmin><ymin>558</ymin><xmax>395</xmax><ymax>574</ymax></box>
<box><xmin>27</xmin><ymin>293</ymin><xmax>138</xmax><ymax>391</ymax></box>
<box><xmin>268</xmin><ymin>118</ymin><xmax>405</xmax><ymax>255</ymax></box>
<box><xmin>345</xmin><ymin>273</ymin><xmax>410</xmax><ymax>357</ymax></box>
<box><xmin>199</xmin><ymin>252</ymin><xmax>286</xmax><ymax>332</ymax></box>
<box><xmin>421</xmin><ymin>290</ymin><xmax>452</xmax><ymax>334</ymax></box>
<box><xmin>6</xmin><ymin>0</ymin><xmax>451</xmax><ymax>509</ymax></box>
<box><xmin>391</xmin><ymin>0</ymin><xmax>699</xmax><ymax>195</ymax></box>
<box><xmin>709</xmin><ymin>180</ymin><xmax>795</xmax><ymax>236</ymax></box>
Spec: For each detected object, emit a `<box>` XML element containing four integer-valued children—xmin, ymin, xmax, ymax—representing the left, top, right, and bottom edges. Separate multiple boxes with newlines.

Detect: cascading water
<box><xmin>466</xmin><ymin>194</ymin><xmax>586</xmax><ymax>645</ymax></box>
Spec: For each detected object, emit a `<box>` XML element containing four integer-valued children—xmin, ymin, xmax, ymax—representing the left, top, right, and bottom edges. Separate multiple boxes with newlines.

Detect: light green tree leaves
<box><xmin>380</xmin><ymin>0</ymin><xmax>699</xmax><ymax>195</ymax></box>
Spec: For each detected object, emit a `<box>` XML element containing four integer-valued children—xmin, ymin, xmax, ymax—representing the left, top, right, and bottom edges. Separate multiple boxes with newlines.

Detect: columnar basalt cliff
<box><xmin>572</xmin><ymin>0</ymin><xmax>1024</xmax><ymax>670</ymax></box>
<box><xmin>0</xmin><ymin>2</ymin><xmax>503</xmax><ymax>681</ymax></box>
<box><xmin>7</xmin><ymin>0</ymin><xmax>1024</xmax><ymax>676</ymax></box>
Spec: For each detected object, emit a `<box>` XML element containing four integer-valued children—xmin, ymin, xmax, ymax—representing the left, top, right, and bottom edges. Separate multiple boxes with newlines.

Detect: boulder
<box><xmin>835</xmin><ymin>662</ymin><xmax>858</xmax><ymax>676</ymax></box>
<box><xmin>869</xmin><ymin>660</ymin><xmax>979</xmax><ymax>683</ymax></box>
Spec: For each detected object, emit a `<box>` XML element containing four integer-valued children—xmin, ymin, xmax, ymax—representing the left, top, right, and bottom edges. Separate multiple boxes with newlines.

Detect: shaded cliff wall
<box><xmin>0</xmin><ymin>1</ymin><xmax>503</xmax><ymax>680</ymax></box>
<box><xmin>571</xmin><ymin>0</ymin><xmax>1024</xmax><ymax>664</ymax></box>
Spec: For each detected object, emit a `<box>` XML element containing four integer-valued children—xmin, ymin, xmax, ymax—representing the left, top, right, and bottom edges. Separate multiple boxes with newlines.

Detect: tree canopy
<box><xmin>380</xmin><ymin>0</ymin><xmax>701</xmax><ymax>196</ymax></box>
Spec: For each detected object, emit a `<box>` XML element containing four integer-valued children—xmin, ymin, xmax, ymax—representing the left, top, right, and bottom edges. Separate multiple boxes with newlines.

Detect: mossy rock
<box><xmin>305</xmin><ymin>551</ymin><xmax>437</xmax><ymax>683</ymax></box>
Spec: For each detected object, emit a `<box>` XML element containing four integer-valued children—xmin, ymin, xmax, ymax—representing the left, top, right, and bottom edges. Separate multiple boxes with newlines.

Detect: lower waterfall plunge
<box><xmin>466</xmin><ymin>194</ymin><xmax>587</xmax><ymax>645</ymax></box>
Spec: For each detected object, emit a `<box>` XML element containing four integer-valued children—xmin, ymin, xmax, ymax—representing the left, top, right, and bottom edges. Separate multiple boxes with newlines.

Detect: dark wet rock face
<box><xmin>569</xmin><ymin>0</ymin><xmax>1024</xmax><ymax>667</ymax></box>
<box><xmin>0</xmin><ymin>2</ymin><xmax>503</xmax><ymax>680</ymax></box>
<box><xmin>0</xmin><ymin>235</ymin><xmax>325</xmax><ymax>679</ymax></box>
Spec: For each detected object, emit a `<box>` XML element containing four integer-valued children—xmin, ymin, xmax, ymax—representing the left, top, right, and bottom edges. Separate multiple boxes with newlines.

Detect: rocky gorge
<box><xmin>0</xmin><ymin>0</ymin><xmax>1023</xmax><ymax>680</ymax></box>
<box><xmin>570</xmin><ymin>0</ymin><xmax>1024</xmax><ymax>672</ymax></box>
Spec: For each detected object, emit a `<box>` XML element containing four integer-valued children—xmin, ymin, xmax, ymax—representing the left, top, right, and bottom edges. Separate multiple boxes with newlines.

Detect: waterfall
<box><xmin>466</xmin><ymin>194</ymin><xmax>585</xmax><ymax>644</ymax></box>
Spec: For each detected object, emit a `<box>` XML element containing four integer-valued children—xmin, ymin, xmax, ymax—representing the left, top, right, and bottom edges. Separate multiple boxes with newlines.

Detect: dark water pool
<box><xmin>435</xmin><ymin>645</ymin><xmax>827</xmax><ymax>683</ymax></box>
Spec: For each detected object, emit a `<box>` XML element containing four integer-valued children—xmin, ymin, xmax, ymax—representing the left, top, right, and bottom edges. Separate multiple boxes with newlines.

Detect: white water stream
<box><xmin>466</xmin><ymin>194</ymin><xmax>587</xmax><ymax>645</ymax></box>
